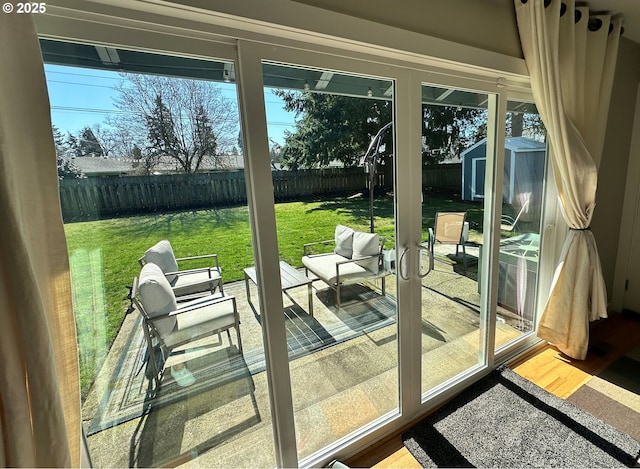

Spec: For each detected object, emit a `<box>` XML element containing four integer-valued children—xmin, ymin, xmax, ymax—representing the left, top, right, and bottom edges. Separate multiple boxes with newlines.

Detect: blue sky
<box><xmin>44</xmin><ymin>63</ymin><xmax>296</xmax><ymax>148</ymax></box>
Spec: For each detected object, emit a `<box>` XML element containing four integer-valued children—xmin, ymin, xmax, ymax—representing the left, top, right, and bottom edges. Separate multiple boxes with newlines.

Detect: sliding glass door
<box><xmin>494</xmin><ymin>100</ymin><xmax>548</xmax><ymax>351</ymax></box>
<box><xmin>42</xmin><ymin>39</ymin><xmax>278</xmax><ymax>468</ymax></box>
<box><xmin>261</xmin><ymin>61</ymin><xmax>399</xmax><ymax>461</ymax></box>
<box><xmin>39</xmin><ymin>16</ymin><xmax>551</xmax><ymax>465</ymax></box>
<box><xmin>417</xmin><ymin>82</ymin><xmax>499</xmax><ymax>396</ymax></box>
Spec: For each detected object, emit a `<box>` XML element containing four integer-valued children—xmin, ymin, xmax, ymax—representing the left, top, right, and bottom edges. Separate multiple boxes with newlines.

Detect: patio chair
<box><xmin>428</xmin><ymin>212</ymin><xmax>468</xmax><ymax>273</ymax></box>
<box><xmin>132</xmin><ymin>263</ymin><xmax>242</xmax><ymax>387</ymax></box>
<box><xmin>139</xmin><ymin>239</ymin><xmax>223</xmax><ymax>300</ymax></box>
<box><xmin>501</xmin><ymin>196</ymin><xmax>530</xmax><ymax>232</ymax></box>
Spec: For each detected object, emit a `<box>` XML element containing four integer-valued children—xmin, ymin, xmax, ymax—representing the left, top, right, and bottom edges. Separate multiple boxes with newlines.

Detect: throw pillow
<box><xmin>352</xmin><ymin>231</ymin><xmax>380</xmax><ymax>273</ymax></box>
<box><xmin>144</xmin><ymin>240</ymin><xmax>179</xmax><ymax>284</ymax></box>
<box><xmin>139</xmin><ymin>263</ymin><xmax>178</xmax><ymax>336</ymax></box>
<box><xmin>334</xmin><ymin>225</ymin><xmax>355</xmax><ymax>258</ymax></box>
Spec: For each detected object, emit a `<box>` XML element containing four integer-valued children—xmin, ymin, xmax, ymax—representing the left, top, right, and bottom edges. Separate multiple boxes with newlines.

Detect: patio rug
<box><xmin>402</xmin><ymin>366</ymin><xmax>640</xmax><ymax>468</ymax></box>
<box><xmin>87</xmin><ymin>289</ymin><xmax>396</xmax><ymax>435</ymax></box>
<box><xmin>568</xmin><ymin>343</ymin><xmax>640</xmax><ymax>442</ymax></box>
<box><xmin>87</xmin><ymin>343</ymin><xmax>256</xmax><ymax>435</ymax></box>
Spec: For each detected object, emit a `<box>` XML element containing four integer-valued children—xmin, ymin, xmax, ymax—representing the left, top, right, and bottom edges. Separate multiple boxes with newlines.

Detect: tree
<box><xmin>66</xmin><ymin>133</ymin><xmax>81</xmax><ymax>157</ymax></box>
<box><xmin>57</xmin><ymin>156</ymin><xmax>83</xmax><ymax>180</ymax></box>
<box><xmin>131</xmin><ymin>143</ymin><xmax>158</xmax><ymax>175</ymax></box>
<box><xmin>269</xmin><ymin>139</ymin><xmax>282</xmax><ymax>167</ymax></box>
<box><xmin>110</xmin><ymin>73</ymin><xmax>239</xmax><ymax>173</ymax></box>
<box><xmin>274</xmin><ymin>89</ymin><xmax>392</xmax><ymax>170</ymax></box>
<box><xmin>421</xmin><ymin>105</ymin><xmax>487</xmax><ymax>164</ymax></box>
<box><xmin>79</xmin><ymin>126</ymin><xmax>104</xmax><ymax>156</ymax></box>
<box><xmin>91</xmin><ymin>124</ymin><xmax>119</xmax><ymax>156</ymax></box>
<box><xmin>506</xmin><ymin>111</ymin><xmax>546</xmax><ymax>141</ymax></box>
<box><xmin>52</xmin><ymin>125</ymin><xmax>67</xmax><ymax>157</ymax></box>
<box><xmin>237</xmin><ymin>130</ymin><xmax>243</xmax><ymax>155</ymax></box>
<box><xmin>143</xmin><ymin>95</ymin><xmax>217</xmax><ymax>173</ymax></box>
<box><xmin>275</xmin><ymin>89</ymin><xmax>488</xmax><ymax>170</ymax></box>
<box><xmin>52</xmin><ymin>125</ymin><xmax>83</xmax><ymax>179</ymax></box>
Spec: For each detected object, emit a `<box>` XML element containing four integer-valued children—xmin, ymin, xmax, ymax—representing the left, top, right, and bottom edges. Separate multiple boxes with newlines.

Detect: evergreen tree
<box><xmin>53</xmin><ymin>125</ymin><xmax>82</xmax><ymax>179</ymax></box>
<box><xmin>275</xmin><ymin>89</ymin><xmax>487</xmax><ymax>170</ymax></box>
<box><xmin>274</xmin><ymin>90</ymin><xmax>392</xmax><ymax>170</ymax></box>
<box><xmin>237</xmin><ymin>131</ymin><xmax>243</xmax><ymax>155</ymax></box>
<box><xmin>146</xmin><ymin>94</ymin><xmax>180</xmax><ymax>160</ymax></box>
<box><xmin>192</xmin><ymin>104</ymin><xmax>217</xmax><ymax>172</ymax></box>
<box><xmin>131</xmin><ymin>143</ymin><xmax>158</xmax><ymax>175</ymax></box>
<box><xmin>421</xmin><ymin>106</ymin><xmax>487</xmax><ymax>165</ymax></box>
<box><xmin>52</xmin><ymin>125</ymin><xmax>66</xmax><ymax>158</ymax></box>
<box><xmin>79</xmin><ymin>126</ymin><xmax>104</xmax><ymax>156</ymax></box>
<box><xmin>66</xmin><ymin>133</ymin><xmax>81</xmax><ymax>157</ymax></box>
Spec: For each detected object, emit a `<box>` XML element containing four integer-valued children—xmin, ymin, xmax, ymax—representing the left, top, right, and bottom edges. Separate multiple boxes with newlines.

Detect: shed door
<box><xmin>472</xmin><ymin>157</ymin><xmax>486</xmax><ymax>200</ymax></box>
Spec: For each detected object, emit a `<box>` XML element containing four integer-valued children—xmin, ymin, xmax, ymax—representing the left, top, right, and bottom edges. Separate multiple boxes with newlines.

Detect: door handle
<box><xmin>398</xmin><ymin>244</ymin><xmax>433</xmax><ymax>280</ymax></box>
<box><xmin>417</xmin><ymin>242</ymin><xmax>432</xmax><ymax>279</ymax></box>
<box><xmin>398</xmin><ymin>246</ymin><xmax>410</xmax><ymax>281</ymax></box>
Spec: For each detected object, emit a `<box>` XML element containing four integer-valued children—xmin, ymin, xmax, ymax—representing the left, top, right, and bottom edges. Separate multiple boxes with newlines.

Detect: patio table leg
<box><xmin>307</xmin><ymin>283</ymin><xmax>313</xmax><ymax>317</ymax></box>
<box><xmin>244</xmin><ymin>272</ymin><xmax>253</xmax><ymax>309</ymax></box>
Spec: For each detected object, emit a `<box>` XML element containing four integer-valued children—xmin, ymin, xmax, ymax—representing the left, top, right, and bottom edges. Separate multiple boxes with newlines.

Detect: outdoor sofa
<box><xmin>302</xmin><ymin>225</ymin><xmax>389</xmax><ymax>307</ymax></box>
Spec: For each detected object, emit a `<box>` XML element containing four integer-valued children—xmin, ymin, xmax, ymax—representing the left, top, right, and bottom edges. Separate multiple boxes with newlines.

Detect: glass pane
<box><xmin>43</xmin><ymin>40</ymin><xmax>276</xmax><ymax>468</ymax></box>
<box><xmin>262</xmin><ymin>62</ymin><xmax>398</xmax><ymax>460</ymax></box>
<box><xmin>494</xmin><ymin>101</ymin><xmax>547</xmax><ymax>350</ymax></box>
<box><xmin>420</xmin><ymin>84</ymin><xmax>492</xmax><ymax>394</ymax></box>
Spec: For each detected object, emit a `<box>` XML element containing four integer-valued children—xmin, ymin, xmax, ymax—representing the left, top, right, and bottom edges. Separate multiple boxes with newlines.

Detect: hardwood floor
<box><xmin>346</xmin><ymin>311</ymin><xmax>640</xmax><ymax>468</ymax></box>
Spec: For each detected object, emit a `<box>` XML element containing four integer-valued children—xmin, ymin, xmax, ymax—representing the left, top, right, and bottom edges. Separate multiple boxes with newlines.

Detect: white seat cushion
<box><xmin>163</xmin><ymin>298</ymin><xmax>237</xmax><ymax>349</ymax></box>
<box><xmin>352</xmin><ymin>231</ymin><xmax>380</xmax><ymax>273</ymax></box>
<box><xmin>302</xmin><ymin>253</ymin><xmax>372</xmax><ymax>285</ymax></box>
<box><xmin>144</xmin><ymin>240</ymin><xmax>179</xmax><ymax>284</ymax></box>
<box><xmin>138</xmin><ymin>263</ymin><xmax>178</xmax><ymax>336</ymax></box>
<box><xmin>172</xmin><ymin>269</ymin><xmax>221</xmax><ymax>296</ymax></box>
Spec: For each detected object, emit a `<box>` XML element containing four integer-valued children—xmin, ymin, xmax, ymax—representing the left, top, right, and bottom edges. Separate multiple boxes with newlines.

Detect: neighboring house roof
<box><xmin>65</xmin><ymin>154</ymin><xmax>246</xmax><ymax>176</ymax></box>
<box><xmin>67</xmin><ymin>156</ymin><xmax>133</xmax><ymax>176</ymax></box>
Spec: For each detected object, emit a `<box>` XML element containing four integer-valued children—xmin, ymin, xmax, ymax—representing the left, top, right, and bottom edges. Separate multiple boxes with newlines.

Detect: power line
<box><xmin>51</xmin><ymin>106</ymin><xmax>133</xmax><ymax>115</ymax></box>
<box><xmin>47</xmin><ymin>79</ymin><xmax>117</xmax><ymax>90</ymax></box>
<box><xmin>45</xmin><ymin>69</ymin><xmax>122</xmax><ymax>81</ymax></box>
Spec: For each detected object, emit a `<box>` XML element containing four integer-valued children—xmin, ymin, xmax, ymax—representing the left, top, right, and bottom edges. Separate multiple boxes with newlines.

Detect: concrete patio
<box><xmin>81</xmin><ymin>244</ymin><xmax>527</xmax><ymax>468</ymax></box>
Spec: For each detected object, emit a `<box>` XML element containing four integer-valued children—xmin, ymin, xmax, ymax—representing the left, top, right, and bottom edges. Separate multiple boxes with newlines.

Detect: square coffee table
<box><xmin>243</xmin><ymin>261</ymin><xmax>314</xmax><ymax>317</ymax></box>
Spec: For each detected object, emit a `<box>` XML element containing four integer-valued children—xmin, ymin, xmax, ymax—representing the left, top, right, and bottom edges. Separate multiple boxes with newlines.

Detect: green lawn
<box><xmin>66</xmin><ymin>194</ymin><xmax>485</xmax><ymax>398</ymax></box>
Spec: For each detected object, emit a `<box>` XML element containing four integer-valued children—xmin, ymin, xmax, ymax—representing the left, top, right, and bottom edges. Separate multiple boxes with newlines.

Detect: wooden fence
<box><xmin>422</xmin><ymin>163</ymin><xmax>461</xmax><ymax>190</ymax></box>
<box><xmin>59</xmin><ymin>164</ymin><xmax>462</xmax><ymax>221</ymax></box>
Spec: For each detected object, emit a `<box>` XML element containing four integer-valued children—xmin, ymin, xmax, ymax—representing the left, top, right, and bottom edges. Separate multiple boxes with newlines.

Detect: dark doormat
<box><xmin>402</xmin><ymin>366</ymin><xmax>640</xmax><ymax>468</ymax></box>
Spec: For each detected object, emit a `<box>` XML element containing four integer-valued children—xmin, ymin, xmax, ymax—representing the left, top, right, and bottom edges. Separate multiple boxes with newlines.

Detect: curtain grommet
<box><xmin>588</xmin><ymin>18</ymin><xmax>603</xmax><ymax>32</ymax></box>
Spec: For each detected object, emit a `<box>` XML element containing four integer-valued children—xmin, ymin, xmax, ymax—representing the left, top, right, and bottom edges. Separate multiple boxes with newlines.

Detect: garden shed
<box><xmin>461</xmin><ymin>136</ymin><xmax>546</xmax><ymax>204</ymax></box>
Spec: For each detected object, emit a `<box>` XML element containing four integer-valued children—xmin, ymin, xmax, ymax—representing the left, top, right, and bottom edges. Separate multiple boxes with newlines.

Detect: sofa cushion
<box><xmin>144</xmin><ymin>240</ymin><xmax>179</xmax><ymax>284</ymax></box>
<box><xmin>352</xmin><ymin>231</ymin><xmax>380</xmax><ymax>273</ymax></box>
<box><xmin>302</xmin><ymin>253</ymin><xmax>372</xmax><ymax>285</ymax></box>
<box><xmin>166</xmin><ymin>297</ymin><xmax>237</xmax><ymax>349</ymax></box>
<box><xmin>138</xmin><ymin>263</ymin><xmax>177</xmax><ymax>336</ymax></box>
<box><xmin>334</xmin><ymin>225</ymin><xmax>354</xmax><ymax>258</ymax></box>
<box><xmin>172</xmin><ymin>268</ymin><xmax>221</xmax><ymax>297</ymax></box>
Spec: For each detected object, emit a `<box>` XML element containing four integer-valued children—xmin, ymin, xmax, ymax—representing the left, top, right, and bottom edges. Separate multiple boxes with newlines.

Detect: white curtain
<box><xmin>514</xmin><ymin>0</ymin><xmax>622</xmax><ymax>359</ymax></box>
<box><xmin>0</xmin><ymin>14</ymin><xmax>80</xmax><ymax>467</ymax></box>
